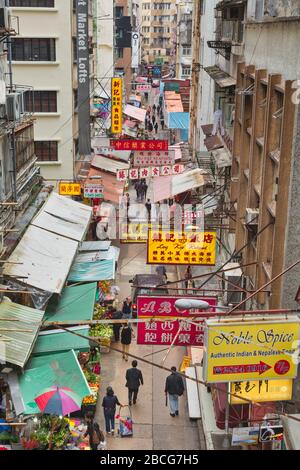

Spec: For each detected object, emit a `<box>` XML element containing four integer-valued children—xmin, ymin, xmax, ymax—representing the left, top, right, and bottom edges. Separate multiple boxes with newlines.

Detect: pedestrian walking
<box><xmin>160</xmin><ymin>117</ymin><xmax>165</xmax><ymax>130</ymax></box>
<box><xmin>165</xmin><ymin>367</ymin><xmax>185</xmax><ymax>417</ymax></box>
<box><xmin>155</xmin><ymin>265</ymin><xmax>167</xmax><ymax>282</ymax></box>
<box><xmin>120</xmin><ymin>324</ymin><xmax>134</xmax><ymax>361</ymax></box>
<box><xmin>152</xmin><ymin>104</ymin><xmax>156</xmax><ymax>113</ymax></box>
<box><xmin>154</xmin><ymin>122</ymin><xmax>159</xmax><ymax>134</ymax></box>
<box><xmin>145</xmin><ymin>199</ymin><xmax>152</xmax><ymax>221</ymax></box>
<box><xmin>84</xmin><ymin>412</ymin><xmax>106</xmax><ymax>450</ymax></box>
<box><xmin>141</xmin><ymin>180</ymin><xmax>148</xmax><ymax>200</ymax></box>
<box><xmin>184</xmin><ymin>265</ymin><xmax>193</xmax><ymax>289</ymax></box>
<box><xmin>122</xmin><ymin>297</ymin><xmax>132</xmax><ymax>319</ymax></box>
<box><xmin>125</xmin><ymin>360</ymin><xmax>144</xmax><ymax>406</ymax></box>
<box><xmin>102</xmin><ymin>387</ymin><xmax>123</xmax><ymax>436</ymax></box>
<box><xmin>157</xmin><ymin>104</ymin><xmax>161</xmax><ymax>115</ymax></box>
<box><xmin>152</xmin><ymin>114</ymin><xmax>156</xmax><ymax>125</ymax></box>
<box><xmin>112</xmin><ymin>309</ymin><xmax>123</xmax><ymax>342</ymax></box>
<box><xmin>134</xmin><ymin>180</ymin><xmax>141</xmax><ymax>201</ymax></box>
<box><xmin>148</xmin><ymin>122</ymin><xmax>153</xmax><ymax>133</ymax></box>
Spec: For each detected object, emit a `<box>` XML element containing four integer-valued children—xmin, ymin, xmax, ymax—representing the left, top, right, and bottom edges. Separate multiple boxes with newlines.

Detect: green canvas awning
<box><xmin>33</xmin><ymin>327</ymin><xmax>91</xmax><ymax>355</ymax></box>
<box><xmin>19</xmin><ymin>350</ymin><xmax>91</xmax><ymax>415</ymax></box>
<box><xmin>68</xmin><ymin>258</ymin><xmax>115</xmax><ymax>282</ymax></box>
<box><xmin>44</xmin><ymin>283</ymin><xmax>97</xmax><ymax>324</ymax></box>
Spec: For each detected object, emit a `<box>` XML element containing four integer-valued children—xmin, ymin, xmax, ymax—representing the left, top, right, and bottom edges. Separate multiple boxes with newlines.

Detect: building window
<box><xmin>182</xmin><ymin>65</ymin><xmax>191</xmax><ymax>76</ymax></box>
<box><xmin>182</xmin><ymin>46</ymin><xmax>192</xmax><ymax>56</ymax></box>
<box><xmin>35</xmin><ymin>141</ymin><xmax>58</xmax><ymax>162</ymax></box>
<box><xmin>115</xmin><ymin>6</ymin><xmax>124</xmax><ymax>18</ymax></box>
<box><xmin>116</xmin><ymin>47</ymin><xmax>124</xmax><ymax>59</ymax></box>
<box><xmin>10</xmin><ymin>0</ymin><xmax>55</xmax><ymax>6</ymax></box>
<box><xmin>15</xmin><ymin>123</ymin><xmax>35</xmax><ymax>172</ymax></box>
<box><xmin>11</xmin><ymin>38</ymin><xmax>56</xmax><ymax>61</ymax></box>
<box><xmin>25</xmin><ymin>91</ymin><xmax>57</xmax><ymax>113</ymax></box>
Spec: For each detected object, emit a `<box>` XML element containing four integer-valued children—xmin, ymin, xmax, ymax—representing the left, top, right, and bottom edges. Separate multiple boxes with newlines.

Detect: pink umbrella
<box><xmin>35</xmin><ymin>386</ymin><xmax>82</xmax><ymax>416</ymax></box>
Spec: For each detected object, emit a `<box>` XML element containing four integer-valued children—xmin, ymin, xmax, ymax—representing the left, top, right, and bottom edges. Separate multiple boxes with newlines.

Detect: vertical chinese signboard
<box><xmin>76</xmin><ymin>0</ymin><xmax>91</xmax><ymax>155</ymax></box>
<box><xmin>111</xmin><ymin>78</ymin><xmax>123</xmax><ymax>134</ymax></box>
<box><xmin>137</xmin><ymin>295</ymin><xmax>217</xmax><ymax>346</ymax></box>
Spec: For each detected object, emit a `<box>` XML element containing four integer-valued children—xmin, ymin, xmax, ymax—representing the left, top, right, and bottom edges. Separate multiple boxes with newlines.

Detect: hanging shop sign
<box><xmin>147</xmin><ymin>230</ymin><xmax>217</xmax><ymax>266</ymax></box>
<box><xmin>203</xmin><ymin>316</ymin><xmax>300</xmax><ymax>384</ymax></box>
<box><xmin>110</xmin><ymin>139</ymin><xmax>169</xmax><ymax>151</ymax></box>
<box><xmin>119</xmin><ymin>222</ymin><xmax>149</xmax><ymax>244</ymax></box>
<box><xmin>230</xmin><ymin>379</ymin><xmax>293</xmax><ymax>405</ymax></box>
<box><xmin>137</xmin><ymin>319</ymin><xmax>206</xmax><ymax>346</ymax></box>
<box><xmin>83</xmin><ymin>183</ymin><xmax>104</xmax><ymax>199</ymax></box>
<box><xmin>137</xmin><ymin>295</ymin><xmax>217</xmax><ymax>317</ymax></box>
<box><xmin>95</xmin><ymin>147</ymin><xmax>115</xmax><ymax>155</ymax></box>
<box><xmin>59</xmin><ymin>182</ymin><xmax>81</xmax><ymax>196</ymax></box>
<box><xmin>131</xmin><ymin>32</ymin><xmax>140</xmax><ymax>69</ymax></box>
<box><xmin>111</xmin><ymin>78</ymin><xmax>123</xmax><ymax>134</ymax></box>
<box><xmin>232</xmin><ymin>427</ymin><xmax>260</xmax><ymax>447</ymax></box>
<box><xmin>133</xmin><ymin>150</ymin><xmax>175</xmax><ymax>167</ymax></box>
<box><xmin>183</xmin><ymin>209</ymin><xmax>205</xmax><ymax>225</ymax></box>
<box><xmin>136</xmin><ymin>84</ymin><xmax>152</xmax><ymax>93</ymax></box>
<box><xmin>259</xmin><ymin>425</ymin><xmax>284</xmax><ymax>443</ymax></box>
<box><xmin>116</xmin><ymin>164</ymin><xmax>184</xmax><ymax>181</ymax></box>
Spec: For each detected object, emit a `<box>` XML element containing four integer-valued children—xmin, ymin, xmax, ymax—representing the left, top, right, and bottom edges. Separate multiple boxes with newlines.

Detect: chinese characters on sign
<box><xmin>147</xmin><ymin>230</ymin><xmax>217</xmax><ymax>266</ymax></box>
<box><xmin>203</xmin><ymin>317</ymin><xmax>300</xmax><ymax>383</ymax></box>
<box><xmin>136</xmin><ymin>84</ymin><xmax>152</xmax><ymax>93</ymax></box>
<box><xmin>133</xmin><ymin>151</ymin><xmax>175</xmax><ymax>167</ymax></box>
<box><xmin>137</xmin><ymin>296</ymin><xmax>217</xmax><ymax>317</ymax></box>
<box><xmin>116</xmin><ymin>165</ymin><xmax>184</xmax><ymax>181</ymax></box>
<box><xmin>110</xmin><ymin>139</ymin><xmax>169</xmax><ymax>151</ymax></box>
<box><xmin>111</xmin><ymin>78</ymin><xmax>123</xmax><ymax>134</ymax></box>
<box><xmin>83</xmin><ymin>184</ymin><xmax>104</xmax><ymax>199</ymax></box>
<box><xmin>59</xmin><ymin>182</ymin><xmax>81</xmax><ymax>196</ymax></box>
<box><xmin>137</xmin><ymin>320</ymin><xmax>206</xmax><ymax>346</ymax></box>
<box><xmin>230</xmin><ymin>379</ymin><xmax>292</xmax><ymax>404</ymax></box>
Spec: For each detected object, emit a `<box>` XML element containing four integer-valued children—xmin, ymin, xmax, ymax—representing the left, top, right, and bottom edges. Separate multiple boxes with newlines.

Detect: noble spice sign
<box><xmin>230</xmin><ymin>379</ymin><xmax>293</xmax><ymax>405</ymax></box>
<box><xmin>203</xmin><ymin>316</ymin><xmax>300</xmax><ymax>383</ymax></box>
<box><xmin>147</xmin><ymin>230</ymin><xmax>217</xmax><ymax>265</ymax></box>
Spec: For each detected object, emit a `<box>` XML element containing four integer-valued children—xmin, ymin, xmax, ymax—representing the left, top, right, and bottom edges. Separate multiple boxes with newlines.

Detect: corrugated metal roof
<box><xmin>19</xmin><ymin>350</ymin><xmax>91</xmax><ymax>415</ymax></box>
<box><xmin>87</xmin><ymin>167</ymin><xmax>125</xmax><ymax>203</ymax></box>
<box><xmin>31</xmin><ymin>192</ymin><xmax>92</xmax><ymax>242</ymax></box>
<box><xmin>75</xmin><ymin>246</ymin><xmax>120</xmax><ymax>264</ymax></box>
<box><xmin>0</xmin><ymin>301</ymin><xmax>44</xmax><ymax>368</ymax></box>
<box><xmin>3</xmin><ymin>225</ymin><xmax>78</xmax><ymax>294</ymax></box>
<box><xmin>153</xmin><ymin>169</ymin><xmax>211</xmax><ymax>203</ymax></box>
<box><xmin>124</xmin><ymin>104</ymin><xmax>147</xmax><ymax>122</ymax></box>
<box><xmin>44</xmin><ymin>283</ymin><xmax>97</xmax><ymax>324</ymax></box>
<box><xmin>33</xmin><ymin>327</ymin><xmax>91</xmax><ymax>355</ymax></box>
<box><xmin>91</xmin><ymin>155</ymin><xmax>130</xmax><ymax>174</ymax></box>
<box><xmin>68</xmin><ymin>258</ymin><xmax>115</xmax><ymax>282</ymax></box>
<box><xmin>79</xmin><ymin>241</ymin><xmax>111</xmax><ymax>252</ymax></box>
<box><xmin>212</xmin><ymin>147</ymin><xmax>232</xmax><ymax>168</ymax></box>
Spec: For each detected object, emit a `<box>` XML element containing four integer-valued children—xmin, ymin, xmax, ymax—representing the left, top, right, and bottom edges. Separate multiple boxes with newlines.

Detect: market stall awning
<box><xmin>167</xmin><ymin>112</ymin><xmax>190</xmax><ymax>130</ymax></box>
<box><xmin>212</xmin><ymin>147</ymin><xmax>232</xmax><ymax>168</ymax></box>
<box><xmin>0</xmin><ymin>301</ymin><xmax>44</xmax><ymax>368</ymax></box>
<box><xmin>33</xmin><ymin>326</ymin><xmax>91</xmax><ymax>355</ymax></box>
<box><xmin>19</xmin><ymin>350</ymin><xmax>91</xmax><ymax>415</ymax></box>
<box><xmin>44</xmin><ymin>283</ymin><xmax>97</xmax><ymax>324</ymax></box>
<box><xmin>201</xmin><ymin>124</ymin><xmax>214</xmax><ymax>136</ymax></box>
<box><xmin>124</xmin><ymin>104</ymin><xmax>147</xmax><ymax>122</ymax></box>
<box><xmin>68</xmin><ymin>258</ymin><xmax>115</xmax><ymax>282</ymax></box>
<box><xmin>31</xmin><ymin>192</ymin><xmax>92</xmax><ymax>242</ymax></box>
<box><xmin>75</xmin><ymin>246</ymin><xmax>120</xmax><ymax>264</ymax></box>
<box><xmin>87</xmin><ymin>167</ymin><xmax>125</xmax><ymax>204</ymax></box>
<box><xmin>204</xmin><ymin>134</ymin><xmax>224</xmax><ymax>152</ymax></box>
<box><xmin>91</xmin><ymin>154</ymin><xmax>129</xmax><ymax>174</ymax></box>
<box><xmin>3</xmin><ymin>225</ymin><xmax>78</xmax><ymax>294</ymax></box>
<box><xmin>153</xmin><ymin>169</ymin><xmax>212</xmax><ymax>203</ymax></box>
<box><xmin>204</xmin><ymin>66</ymin><xmax>236</xmax><ymax>88</ymax></box>
<box><xmin>79</xmin><ymin>241</ymin><xmax>111</xmax><ymax>252</ymax></box>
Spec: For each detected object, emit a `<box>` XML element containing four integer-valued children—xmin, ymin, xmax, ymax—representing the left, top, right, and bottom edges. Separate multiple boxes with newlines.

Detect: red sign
<box><xmin>137</xmin><ymin>295</ymin><xmax>217</xmax><ymax>317</ymax></box>
<box><xmin>213</xmin><ymin>361</ymin><xmax>272</xmax><ymax>376</ymax></box>
<box><xmin>110</xmin><ymin>139</ymin><xmax>169</xmax><ymax>151</ymax></box>
<box><xmin>137</xmin><ymin>319</ymin><xmax>206</xmax><ymax>346</ymax></box>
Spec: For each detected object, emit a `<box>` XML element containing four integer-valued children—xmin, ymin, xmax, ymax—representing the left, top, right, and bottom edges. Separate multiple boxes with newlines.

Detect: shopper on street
<box><xmin>125</xmin><ymin>360</ymin><xmax>144</xmax><ymax>406</ymax></box>
<box><xmin>141</xmin><ymin>180</ymin><xmax>148</xmax><ymax>200</ymax></box>
<box><xmin>102</xmin><ymin>387</ymin><xmax>122</xmax><ymax>436</ymax></box>
<box><xmin>152</xmin><ymin>104</ymin><xmax>156</xmax><ymax>113</ymax></box>
<box><xmin>145</xmin><ymin>199</ymin><xmax>152</xmax><ymax>220</ymax></box>
<box><xmin>121</xmin><ymin>324</ymin><xmax>134</xmax><ymax>361</ymax></box>
<box><xmin>154</xmin><ymin>122</ymin><xmax>159</xmax><ymax>134</ymax></box>
<box><xmin>135</xmin><ymin>180</ymin><xmax>141</xmax><ymax>201</ymax></box>
<box><xmin>156</xmin><ymin>265</ymin><xmax>167</xmax><ymax>282</ymax></box>
<box><xmin>112</xmin><ymin>309</ymin><xmax>123</xmax><ymax>342</ymax></box>
<box><xmin>84</xmin><ymin>412</ymin><xmax>105</xmax><ymax>450</ymax></box>
<box><xmin>165</xmin><ymin>367</ymin><xmax>185</xmax><ymax>417</ymax></box>
<box><xmin>122</xmin><ymin>297</ymin><xmax>132</xmax><ymax>319</ymax></box>
<box><xmin>184</xmin><ymin>265</ymin><xmax>192</xmax><ymax>289</ymax></box>
<box><xmin>148</xmin><ymin>122</ymin><xmax>153</xmax><ymax>133</ymax></box>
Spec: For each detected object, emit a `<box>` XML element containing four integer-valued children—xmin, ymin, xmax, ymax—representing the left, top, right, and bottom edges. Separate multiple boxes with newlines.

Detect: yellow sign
<box><xmin>120</xmin><ymin>222</ymin><xmax>148</xmax><ymax>244</ymax></box>
<box><xmin>59</xmin><ymin>182</ymin><xmax>81</xmax><ymax>196</ymax></box>
<box><xmin>204</xmin><ymin>317</ymin><xmax>300</xmax><ymax>383</ymax></box>
<box><xmin>180</xmin><ymin>356</ymin><xmax>191</xmax><ymax>373</ymax></box>
<box><xmin>230</xmin><ymin>379</ymin><xmax>293</xmax><ymax>404</ymax></box>
<box><xmin>111</xmin><ymin>78</ymin><xmax>123</xmax><ymax>134</ymax></box>
<box><xmin>147</xmin><ymin>230</ymin><xmax>217</xmax><ymax>265</ymax></box>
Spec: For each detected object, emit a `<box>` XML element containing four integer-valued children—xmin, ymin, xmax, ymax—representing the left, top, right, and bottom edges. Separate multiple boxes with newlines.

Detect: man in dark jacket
<box><xmin>125</xmin><ymin>360</ymin><xmax>144</xmax><ymax>406</ymax></box>
<box><xmin>165</xmin><ymin>367</ymin><xmax>185</xmax><ymax>417</ymax></box>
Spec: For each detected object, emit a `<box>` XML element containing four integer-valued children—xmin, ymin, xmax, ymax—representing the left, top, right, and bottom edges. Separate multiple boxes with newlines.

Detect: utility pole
<box><xmin>189</xmin><ymin>0</ymin><xmax>201</xmax><ymax>161</ymax></box>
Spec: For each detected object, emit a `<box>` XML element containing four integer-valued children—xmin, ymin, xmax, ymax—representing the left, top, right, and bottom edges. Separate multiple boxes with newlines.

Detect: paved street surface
<box><xmin>95</xmin><ymin>244</ymin><xmax>200</xmax><ymax>451</ymax></box>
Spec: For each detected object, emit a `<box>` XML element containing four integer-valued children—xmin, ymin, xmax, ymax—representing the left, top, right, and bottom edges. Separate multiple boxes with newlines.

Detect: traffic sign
<box><xmin>203</xmin><ymin>316</ymin><xmax>300</xmax><ymax>383</ymax></box>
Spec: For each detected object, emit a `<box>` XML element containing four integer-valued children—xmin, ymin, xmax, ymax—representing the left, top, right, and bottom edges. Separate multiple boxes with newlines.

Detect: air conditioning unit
<box><xmin>223</xmin><ymin>263</ymin><xmax>243</xmax><ymax>306</ymax></box>
<box><xmin>6</xmin><ymin>93</ymin><xmax>21</xmax><ymax>121</ymax></box>
<box><xmin>0</xmin><ymin>7</ymin><xmax>10</xmax><ymax>30</ymax></box>
<box><xmin>245</xmin><ymin>208</ymin><xmax>259</xmax><ymax>225</ymax></box>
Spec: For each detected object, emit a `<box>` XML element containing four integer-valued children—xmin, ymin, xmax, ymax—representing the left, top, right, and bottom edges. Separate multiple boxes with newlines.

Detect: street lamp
<box><xmin>175</xmin><ymin>299</ymin><xmax>211</xmax><ymax>311</ymax></box>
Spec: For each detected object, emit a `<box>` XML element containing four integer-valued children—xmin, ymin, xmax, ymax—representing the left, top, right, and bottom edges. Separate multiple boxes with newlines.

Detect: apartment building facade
<box><xmin>114</xmin><ymin>0</ymin><xmax>133</xmax><ymax>100</ymax></box>
<box><xmin>10</xmin><ymin>0</ymin><xmax>95</xmax><ymax>182</ymax></box>
<box><xmin>175</xmin><ymin>1</ymin><xmax>193</xmax><ymax>80</ymax></box>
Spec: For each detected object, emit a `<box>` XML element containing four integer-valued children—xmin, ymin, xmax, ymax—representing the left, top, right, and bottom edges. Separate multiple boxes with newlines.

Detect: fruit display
<box><xmin>82</xmin><ymin>394</ymin><xmax>97</xmax><ymax>405</ymax></box>
<box><xmin>98</xmin><ymin>281</ymin><xmax>111</xmax><ymax>294</ymax></box>
<box><xmin>89</xmin><ymin>324</ymin><xmax>113</xmax><ymax>339</ymax></box>
<box><xmin>83</xmin><ymin>369</ymin><xmax>100</xmax><ymax>384</ymax></box>
<box><xmin>93</xmin><ymin>304</ymin><xmax>106</xmax><ymax>320</ymax></box>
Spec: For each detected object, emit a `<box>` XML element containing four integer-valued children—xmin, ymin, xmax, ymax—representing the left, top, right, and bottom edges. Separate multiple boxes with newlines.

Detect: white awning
<box><xmin>75</xmin><ymin>246</ymin><xmax>120</xmax><ymax>264</ymax></box>
<box><xmin>124</xmin><ymin>104</ymin><xmax>147</xmax><ymax>122</ymax></box>
<box><xmin>153</xmin><ymin>169</ymin><xmax>212</xmax><ymax>203</ymax></box>
<box><xmin>212</xmin><ymin>147</ymin><xmax>232</xmax><ymax>168</ymax></box>
<box><xmin>91</xmin><ymin>155</ymin><xmax>130</xmax><ymax>174</ymax></box>
<box><xmin>79</xmin><ymin>241</ymin><xmax>111</xmax><ymax>252</ymax></box>
<box><xmin>3</xmin><ymin>225</ymin><xmax>78</xmax><ymax>294</ymax></box>
<box><xmin>31</xmin><ymin>192</ymin><xmax>92</xmax><ymax>242</ymax></box>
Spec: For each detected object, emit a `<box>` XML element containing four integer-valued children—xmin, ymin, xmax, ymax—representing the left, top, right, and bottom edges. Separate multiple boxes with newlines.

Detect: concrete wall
<box><xmin>96</xmin><ymin>0</ymin><xmax>114</xmax><ymax>98</ymax></box>
<box><xmin>11</xmin><ymin>2</ymin><xmax>75</xmax><ymax>181</ymax></box>
<box><xmin>281</xmin><ymin>104</ymin><xmax>300</xmax><ymax>310</ymax></box>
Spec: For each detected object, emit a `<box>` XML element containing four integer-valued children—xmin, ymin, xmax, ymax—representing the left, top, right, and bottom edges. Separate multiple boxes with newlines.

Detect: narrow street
<box><xmin>95</xmin><ymin>244</ymin><xmax>200</xmax><ymax>450</ymax></box>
